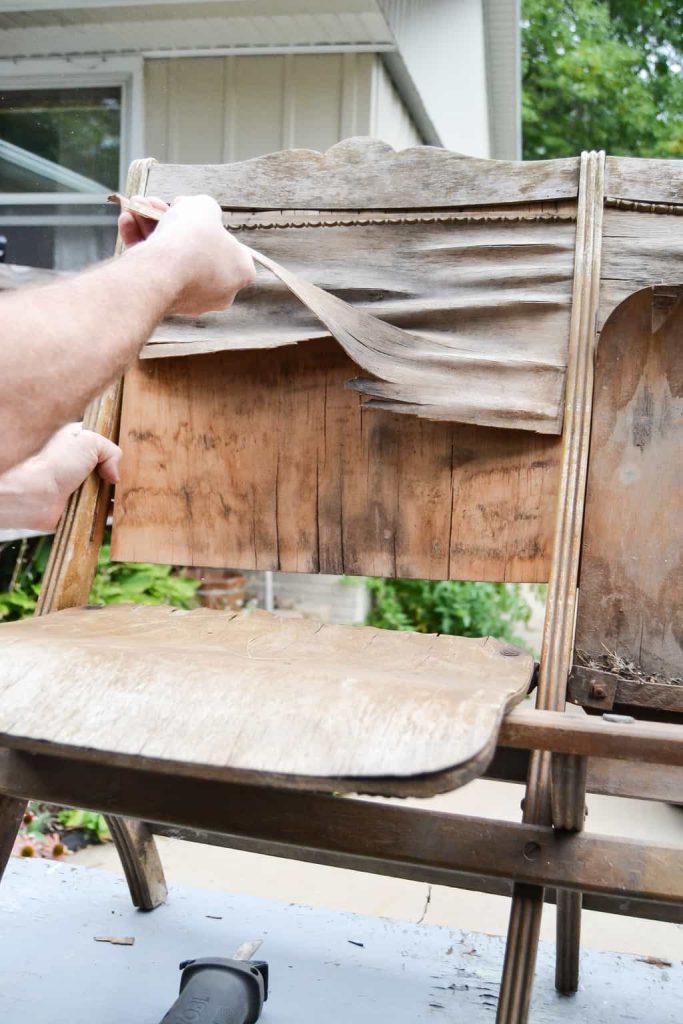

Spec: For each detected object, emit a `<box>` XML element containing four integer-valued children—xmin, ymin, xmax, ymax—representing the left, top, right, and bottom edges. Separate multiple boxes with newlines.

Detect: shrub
<box><xmin>366</xmin><ymin>578</ymin><xmax>539</xmax><ymax>648</ymax></box>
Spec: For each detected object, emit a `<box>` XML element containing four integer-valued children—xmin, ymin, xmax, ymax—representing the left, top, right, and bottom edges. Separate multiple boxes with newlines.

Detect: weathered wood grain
<box><xmin>111</xmin><ymin>344</ymin><xmax>561</xmax><ymax>581</ymax></box>
<box><xmin>0</xmin><ymin>604</ymin><xmax>533</xmax><ymax>787</ymax></box>
<box><xmin>2</xmin><ymin>749</ymin><xmax>681</xmax><ymax>908</ymax></box>
<box><xmin>146</xmin><ymin>137</ymin><xmax>581</xmax><ymax>210</ymax></box>
<box><xmin>111</xmin><ymin>192</ymin><xmax>575</xmax><ymax>434</ymax></box>
<box><xmin>599</xmin><ymin>209</ymin><xmax>683</xmax><ymax>328</ymax></box>
<box><xmin>605</xmin><ymin>155</ymin><xmax>683</xmax><ymax>206</ymax></box>
<box><xmin>576</xmin><ymin>286</ymin><xmax>683</xmax><ymax>680</ymax></box>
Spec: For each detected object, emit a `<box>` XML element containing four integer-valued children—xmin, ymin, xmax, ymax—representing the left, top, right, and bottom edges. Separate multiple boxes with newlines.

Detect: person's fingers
<box><xmin>139</xmin><ymin>196</ymin><xmax>169</xmax><ymax>212</ymax></box>
<box><xmin>118</xmin><ymin>210</ymin><xmax>143</xmax><ymax>247</ymax></box>
<box><xmin>119</xmin><ymin>197</ymin><xmax>170</xmax><ymax>246</ymax></box>
<box><xmin>91</xmin><ymin>435</ymin><xmax>123</xmax><ymax>484</ymax></box>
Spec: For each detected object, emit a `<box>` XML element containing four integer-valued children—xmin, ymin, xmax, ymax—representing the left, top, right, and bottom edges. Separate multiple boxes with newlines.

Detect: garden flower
<box><xmin>12</xmin><ymin>834</ymin><xmax>39</xmax><ymax>858</ymax></box>
<box><xmin>42</xmin><ymin>834</ymin><xmax>68</xmax><ymax>860</ymax></box>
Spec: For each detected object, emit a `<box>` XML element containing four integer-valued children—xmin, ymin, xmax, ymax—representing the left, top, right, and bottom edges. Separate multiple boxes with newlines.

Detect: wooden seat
<box><xmin>0</xmin><ymin>604</ymin><xmax>533</xmax><ymax>790</ymax></box>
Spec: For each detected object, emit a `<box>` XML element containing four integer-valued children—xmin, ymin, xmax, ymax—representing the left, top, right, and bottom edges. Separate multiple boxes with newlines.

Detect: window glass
<box><xmin>0</xmin><ymin>85</ymin><xmax>122</xmax><ymax>269</ymax></box>
<box><xmin>0</xmin><ymin>86</ymin><xmax>121</xmax><ymax>193</ymax></box>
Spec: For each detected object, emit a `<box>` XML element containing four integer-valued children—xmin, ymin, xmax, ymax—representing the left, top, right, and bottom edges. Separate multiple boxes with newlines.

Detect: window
<box><xmin>0</xmin><ymin>61</ymin><xmax>141</xmax><ymax>271</ymax></box>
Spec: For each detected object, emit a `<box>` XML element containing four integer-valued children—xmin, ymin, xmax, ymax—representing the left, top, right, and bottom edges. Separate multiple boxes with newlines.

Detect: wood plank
<box><xmin>486</xmin><ymin>748</ymin><xmax>683</xmax><ymax>804</ymax></box>
<box><xmin>599</xmin><ymin>209</ymin><xmax>683</xmax><ymax>328</ymax></box>
<box><xmin>576</xmin><ymin>287</ymin><xmax>683</xmax><ymax>679</ymax></box>
<box><xmin>1</xmin><ymin>750</ymin><xmax>680</xmax><ymax>906</ymax></box>
<box><xmin>586</xmin><ymin>759</ymin><xmax>683</xmax><ymax>804</ymax></box>
<box><xmin>0</xmin><ymin>604</ymin><xmax>533</xmax><ymax>785</ymax></box>
<box><xmin>569</xmin><ymin>664</ymin><xmax>683</xmax><ymax>715</ymax></box>
<box><xmin>111</xmin><ymin>346</ymin><xmax>561</xmax><ymax>581</ymax></box>
<box><xmin>145</xmin><ymin>139</ymin><xmax>581</xmax><ymax>210</ymax></box>
<box><xmin>499</xmin><ymin>708</ymin><xmax>683</xmax><ymax>767</ymax></box>
<box><xmin>151</xmin><ymin>821</ymin><xmax>683</xmax><ymax>924</ymax></box>
<box><xmin>606</xmin><ymin>155</ymin><xmax>683</xmax><ymax>206</ymax></box>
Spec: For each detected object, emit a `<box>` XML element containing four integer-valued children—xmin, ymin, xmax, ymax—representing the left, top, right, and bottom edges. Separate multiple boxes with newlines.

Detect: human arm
<box><xmin>0</xmin><ymin>423</ymin><xmax>122</xmax><ymax>532</ymax></box>
<box><xmin>0</xmin><ymin>195</ymin><xmax>255</xmax><ymax>475</ymax></box>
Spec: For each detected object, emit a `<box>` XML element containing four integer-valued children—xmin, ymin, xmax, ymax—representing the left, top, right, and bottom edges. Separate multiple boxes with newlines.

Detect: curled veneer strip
<box><xmin>109</xmin><ymin>193</ymin><xmax>563</xmax><ymax>434</ymax></box>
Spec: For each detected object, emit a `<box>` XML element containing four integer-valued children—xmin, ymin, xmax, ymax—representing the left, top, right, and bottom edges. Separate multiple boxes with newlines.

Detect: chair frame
<box><xmin>0</xmin><ymin>147</ymin><xmax>681</xmax><ymax>1024</ymax></box>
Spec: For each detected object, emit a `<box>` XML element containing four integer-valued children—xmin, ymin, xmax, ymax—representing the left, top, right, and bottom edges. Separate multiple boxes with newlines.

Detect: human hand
<box><xmin>119</xmin><ymin>194</ymin><xmax>256</xmax><ymax>315</ymax></box>
<box><xmin>0</xmin><ymin>423</ymin><xmax>122</xmax><ymax>532</ymax></box>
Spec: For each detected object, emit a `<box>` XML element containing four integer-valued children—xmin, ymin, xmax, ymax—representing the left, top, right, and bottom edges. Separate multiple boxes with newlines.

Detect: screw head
<box><xmin>500</xmin><ymin>645</ymin><xmax>520</xmax><ymax>657</ymax></box>
<box><xmin>589</xmin><ymin>681</ymin><xmax>608</xmax><ymax>700</ymax></box>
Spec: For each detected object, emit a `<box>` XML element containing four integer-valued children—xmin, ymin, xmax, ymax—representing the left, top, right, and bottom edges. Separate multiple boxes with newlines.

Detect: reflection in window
<box><xmin>0</xmin><ymin>86</ymin><xmax>122</xmax><ymax>269</ymax></box>
<box><xmin>0</xmin><ymin>86</ymin><xmax>121</xmax><ymax>192</ymax></box>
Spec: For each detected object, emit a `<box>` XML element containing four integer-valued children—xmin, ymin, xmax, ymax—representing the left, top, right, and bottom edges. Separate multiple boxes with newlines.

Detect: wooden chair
<box><xmin>0</xmin><ymin>140</ymin><xmax>681</xmax><ymax>1024</ymax></box>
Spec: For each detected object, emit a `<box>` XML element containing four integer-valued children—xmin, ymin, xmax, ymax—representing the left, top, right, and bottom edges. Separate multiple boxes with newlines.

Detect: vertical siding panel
<box><xmin>221</xmin><ymin>56</ymin><xmax>236</xmax><ymax>162</ymax></box>
<box><xmin>370</xmin><ymin>58</ymin><xmax>423</xmax><ymax>149</ymax></box>
<box><xmin>289</xmin><ymin>54</ymin><xmax>344</xmax><ymax>152</ymax></box>
<box><xmin>166</xmin><ymin>58</ymin><xmax>225</xmax><ymax>164</ymax></box>
<box><xmin>144</xmin><ymin>59</ymin><xmax>169</xmax><ymax>162</ymax></box>
<box><xmin>233</xmin><ymin>56</ymin><xmax>286</xmax><ymax>160</ymax></box>
<box><xmin>143</xmin><ymin>53</ymin><xmax>424</xmax><ymax>165</ymax></box>
<box><xmin>340</xmin><ymin>53</ymin><xmax>372</xmax><ymax>139</ymax></box>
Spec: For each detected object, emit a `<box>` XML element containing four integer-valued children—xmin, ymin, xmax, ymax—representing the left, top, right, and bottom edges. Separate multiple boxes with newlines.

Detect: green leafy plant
<box><xmin>56</xmin><ymin>808</ymin><xmax>111</xmax><ymax>843</ymax></box>
<box><xmin>522</xmin><ymin>0</ymin><xmax>683</xmax><ymax>160</ymax></box>
<box><xmin>0</xmin><ymin>537</ymin><xmax>199</xmax><ymax>622</ymax></box>
<box><xmin>366</xmin><ymin>578</ymin><xmax>539</xmax><ymax>649</ymax></box>
<box><xmin>89</xmin><ymin>544</ymin><xmax>199</xmax><ymax>608</ymax></box>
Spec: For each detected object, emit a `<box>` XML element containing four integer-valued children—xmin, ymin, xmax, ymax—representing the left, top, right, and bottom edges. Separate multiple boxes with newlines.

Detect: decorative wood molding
<box><xmin>497</xmin><ymin>150</ymin><xmax>606</xmax><ymax>1024</ymax></box>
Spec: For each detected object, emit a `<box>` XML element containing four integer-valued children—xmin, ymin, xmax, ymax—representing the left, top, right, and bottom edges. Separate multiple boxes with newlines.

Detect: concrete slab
<box><xmin>1</xmin><ymin>859</ymin><xmax>680</xmax><ymax>1023</ymax></box>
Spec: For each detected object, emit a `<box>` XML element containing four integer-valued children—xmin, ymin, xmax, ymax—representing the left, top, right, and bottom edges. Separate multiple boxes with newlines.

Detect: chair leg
<box><xmin>496</xmin><ymin>884</ymin><xmax>543</xmax><ymax>1023</ymax></box>
<box><xmin>555</xmin><ymin>889</ymin><xmax>582</xmax><ymax>994</ymax></box>
<box><xmin>106</xmin><ymin>816</ymin><xmax>167</xmax><ymax>911</ymax></box>
<box><xmin>551</xmin><ymin>752</ymin><xmax>587</xmax><ymax>994</ymax></box>
<box><xmin>0</xmin><ymin>796</ymin><xmax>27</xmax><ymax>883</ymax></box>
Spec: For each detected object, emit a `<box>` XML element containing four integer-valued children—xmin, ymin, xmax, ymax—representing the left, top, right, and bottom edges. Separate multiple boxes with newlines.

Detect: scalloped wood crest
<box><xmin>147</xmin><ymin>137</ymin><xmax>582</xmax><ymax>210</ymax></box>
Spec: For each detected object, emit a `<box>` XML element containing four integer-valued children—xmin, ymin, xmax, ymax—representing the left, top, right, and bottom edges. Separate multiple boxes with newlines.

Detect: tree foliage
<box><xmin>522</xmin><ymin>0</ymin><xmax>683</xmax><ymax>159</ymax></box>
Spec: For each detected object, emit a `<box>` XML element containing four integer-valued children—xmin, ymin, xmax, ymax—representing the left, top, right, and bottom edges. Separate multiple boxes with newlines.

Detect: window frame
<box><xmin>0</xmin><ymin>55</ymin><xmax>144</xmax><ymax>215</ymax></box>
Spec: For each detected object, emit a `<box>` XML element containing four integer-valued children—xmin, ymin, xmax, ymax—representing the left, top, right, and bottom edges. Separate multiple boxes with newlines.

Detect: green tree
<box><xmin>522</xmin><ymin>0</ymin><xmax>683</xmax><ymax>159</ymax></box>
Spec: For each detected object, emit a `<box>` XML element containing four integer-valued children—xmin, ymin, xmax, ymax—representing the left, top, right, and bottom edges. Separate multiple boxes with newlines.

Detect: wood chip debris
<box><xmin>637</xmin><ymin>956</ymin><xmax>672</xmax><ymax>968</ymax></box>
<box><xmin>94</xmin><ymin>935</ymin><xmax>135</xmax><ymax>946</ymax></box>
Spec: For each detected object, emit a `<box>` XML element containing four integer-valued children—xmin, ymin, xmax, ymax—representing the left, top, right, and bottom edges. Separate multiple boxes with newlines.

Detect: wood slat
<box><xmin>1</xmin><ymin>750</ymin><xmax>680</xmax><ymax>907</ymax></box>
<box><xmin>605</xmin><ymin>155</ymin><xmax>683</xmax><ymax>206</ymax></box>
<box><xmin>148</xmin><ymin>822</ymin><xmax>683</xmax><ymax>924</ymax></box>
<box><xmin>500</xmin><ymin>708</ymin><xmax>683</xmax><ymax>767</ymax></box>
<box><xmin>146</xmin><ymin>139</ymin><xmax>581</xmax><ymax>210</ymax></box>
<box><xmin>111</xmin><ymin>345</ymin><xmax>561</xmax><ymax>581</ymax></box>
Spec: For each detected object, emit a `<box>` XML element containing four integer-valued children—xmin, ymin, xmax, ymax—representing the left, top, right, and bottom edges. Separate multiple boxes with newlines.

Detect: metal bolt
<box><xmin>523</xmin><ymin>842</ymin><xmax>541</xmax><ymax>862</ymax></box>
<box><xmin>589</xmin><ymin>680</ymin><xmax>607</xmax><ymax>700</ymax></box>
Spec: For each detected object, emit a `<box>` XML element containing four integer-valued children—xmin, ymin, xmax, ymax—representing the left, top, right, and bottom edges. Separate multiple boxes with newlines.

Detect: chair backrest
<box><xmin>109</xmin><ymin>140</ymin><xmax>683</xmax><ymax>589</ymax></box>
<box><xmin>575</xmin><ymin>284</ymin><xmax>683</xmax><ymax>682</ymax></box>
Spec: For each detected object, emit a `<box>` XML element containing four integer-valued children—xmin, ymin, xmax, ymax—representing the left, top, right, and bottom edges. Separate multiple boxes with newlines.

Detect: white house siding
<box><xmin>144</xmin><ymin>52</ymin><xmax>421</xmax><ymax>162</ymax></box>
<box><xmin>370</xmin><ymin>59</ymin><xmax>423</xmax><ymax>150</ymax></box>
<box><xmin>380</xmin><ymin>0</ymin><xmax>492</xmax><ymax>156</ymax></box>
